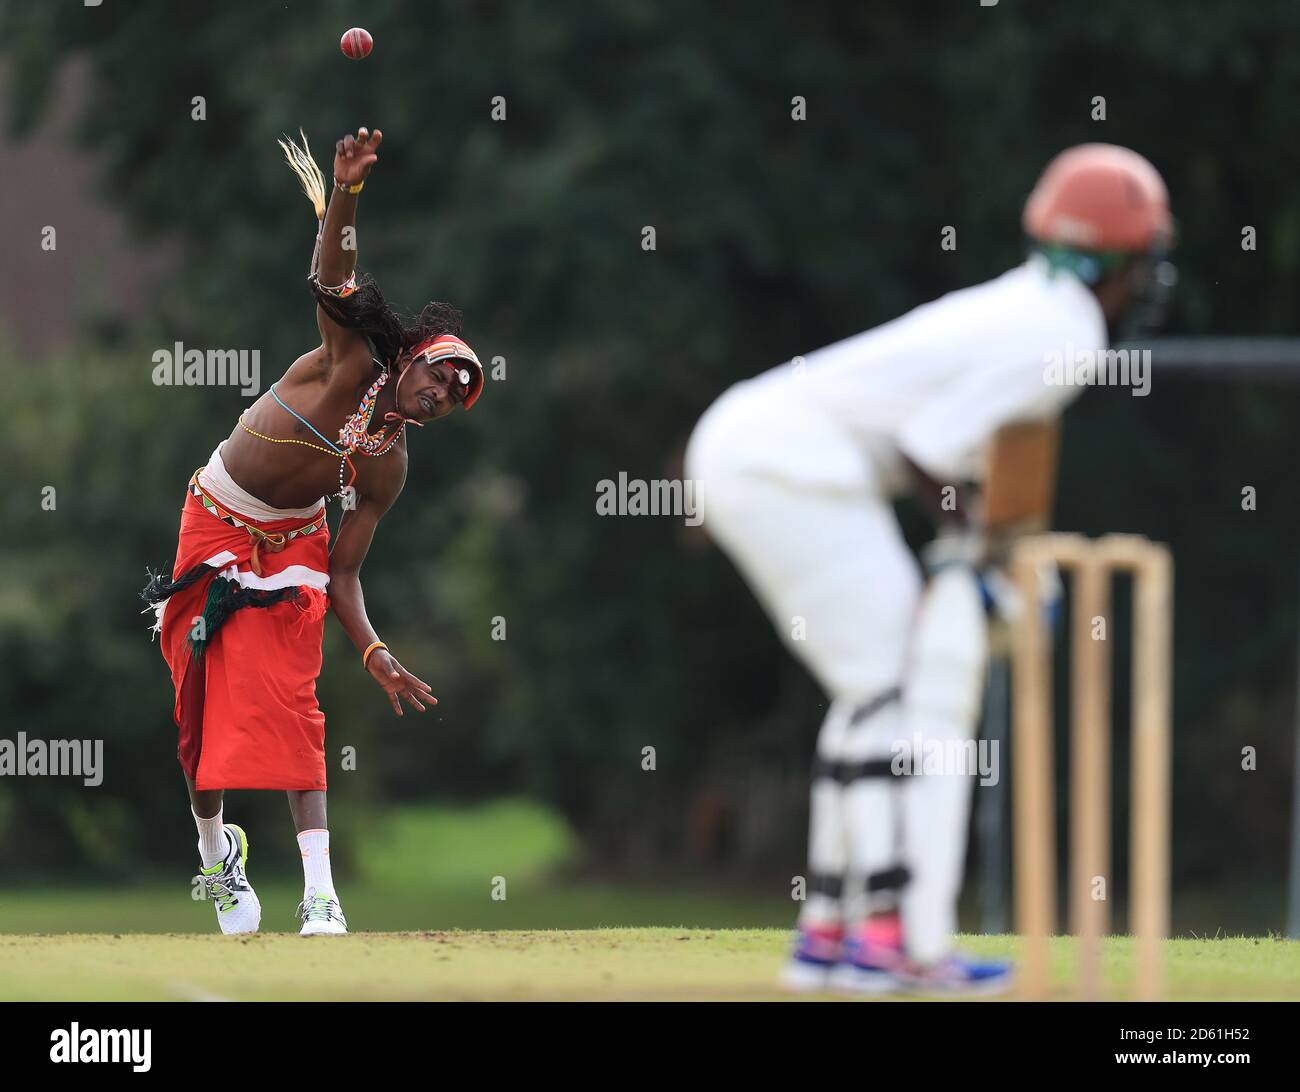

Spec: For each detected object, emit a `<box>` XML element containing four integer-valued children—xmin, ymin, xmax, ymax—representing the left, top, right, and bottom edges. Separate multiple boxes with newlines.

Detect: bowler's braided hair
<box><xmin>310</xmin><ymin>273</ymin><xmax>464</xmax><ymax>368</ymax></box>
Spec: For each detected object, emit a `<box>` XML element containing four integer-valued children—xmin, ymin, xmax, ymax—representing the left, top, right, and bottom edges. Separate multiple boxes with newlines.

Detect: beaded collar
<box><xmin>338</xmin><ymin>367</ymin><xmax>400</xmax><ymax>455</ymax></box>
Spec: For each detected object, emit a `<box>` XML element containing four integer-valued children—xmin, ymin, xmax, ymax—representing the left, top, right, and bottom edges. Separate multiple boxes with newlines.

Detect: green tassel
<box><xmin>190</xmin><ymin>578</ymin><xmax>234</xmax><ymax>661</ymax></box>
<box><xmin>187</xmin><ymin>575</ymin><xmax>301</xmax><ymax>661</ymax></box>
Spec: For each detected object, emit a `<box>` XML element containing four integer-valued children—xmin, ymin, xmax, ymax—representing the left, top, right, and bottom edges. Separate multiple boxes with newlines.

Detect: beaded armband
<box><xmin>313</xmin><ymin>271</ymin><xmax>359</xmax><ymax>299</ymax></box>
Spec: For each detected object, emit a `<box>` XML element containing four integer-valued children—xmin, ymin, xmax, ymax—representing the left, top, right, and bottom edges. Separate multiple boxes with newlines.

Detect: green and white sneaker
<box><xmin>194</xmin><ymin>823</ymin><xmax>261</xmax><ymax>935</ymax></box>
<box><xmin>297</xmin><ymin>887</ymin><xmax>348</xmax><ymax>936</ymax></box>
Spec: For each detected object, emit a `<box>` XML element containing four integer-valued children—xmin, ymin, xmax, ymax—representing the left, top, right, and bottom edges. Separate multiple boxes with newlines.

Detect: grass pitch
<box><xmin>1</xmin><ymin>930</ymin><xmax>1297</xmax><ymax>1001</ymax></box>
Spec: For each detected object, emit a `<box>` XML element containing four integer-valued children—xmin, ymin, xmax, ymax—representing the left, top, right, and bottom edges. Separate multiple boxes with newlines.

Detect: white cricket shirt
<box><xmin>721</xmin><ymin>256</ymin><xmax>1107</xmax><ymax>493</ymax></box>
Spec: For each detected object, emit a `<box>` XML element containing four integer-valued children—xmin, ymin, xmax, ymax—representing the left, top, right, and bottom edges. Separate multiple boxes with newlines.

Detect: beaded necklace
<box><xmin>240</xmin><ymin>367</ymin><xmax>405</xmax><ymax>496</ymax></box>
<box><xmin>338</xmin><ymin>368</ymin><xmax>400</xmax><ymax>456</ymax></box>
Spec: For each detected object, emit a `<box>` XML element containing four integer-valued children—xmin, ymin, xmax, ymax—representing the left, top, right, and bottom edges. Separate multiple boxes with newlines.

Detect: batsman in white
<box><xmin>685</xmin><ymin>145</ymin><xmax>1174</xmax><ymax>995</ymax></box>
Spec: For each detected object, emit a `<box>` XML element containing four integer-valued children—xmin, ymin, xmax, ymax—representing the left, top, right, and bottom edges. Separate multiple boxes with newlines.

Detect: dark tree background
<box><xmin>1</xmin><ymin>1</ymin><xmax>1298</xmax><ymax>925</ymax></box>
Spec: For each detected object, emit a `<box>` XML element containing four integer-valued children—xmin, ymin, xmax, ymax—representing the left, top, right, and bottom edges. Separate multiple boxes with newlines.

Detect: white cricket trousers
<box><xmin>686</xmin><ymin>384</ymin><xmax>983</xmax><ymax>963</ymax></box>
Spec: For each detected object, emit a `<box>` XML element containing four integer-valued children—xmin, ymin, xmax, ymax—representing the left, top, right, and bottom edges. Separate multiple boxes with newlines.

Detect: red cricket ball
<box><xmin>340</xmin><ymin>27</ymin><xmax>373</xmax><ymax>60</ymax></box>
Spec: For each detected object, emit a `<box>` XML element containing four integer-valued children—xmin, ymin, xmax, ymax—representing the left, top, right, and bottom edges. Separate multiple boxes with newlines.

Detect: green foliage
<box><xmin>1</xmin><ymin>2</ymin><xmax>1298</xmax><ymax>917</ymax></box>
<box><xmin>356</xmin><ymin>799</ymin><xmax>578</xmax><ymax>892</ymax></box>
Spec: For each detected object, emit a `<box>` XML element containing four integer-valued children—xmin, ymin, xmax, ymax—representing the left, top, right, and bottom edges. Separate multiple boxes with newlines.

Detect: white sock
<box><xmin>298</xmin><ymin>828</ymin><xmax>335</xmax><ymax>897</ymax></box>
<box><xmin>193</xmin><ymin>807</ymin><xmax>226</xmax><ymax>870</ymax></box>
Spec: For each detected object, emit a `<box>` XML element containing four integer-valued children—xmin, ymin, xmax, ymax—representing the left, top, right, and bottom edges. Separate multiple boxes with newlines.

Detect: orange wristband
<box><xmin>362</xmin><ymin>640</ymin><xmax>388</xmax><ymax>668</ymax></box>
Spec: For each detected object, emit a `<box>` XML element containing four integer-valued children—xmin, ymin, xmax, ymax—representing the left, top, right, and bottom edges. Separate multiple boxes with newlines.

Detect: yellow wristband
<box><xmin>362</xmin><ymin>640</ymin><xmax>388</xmax><ymax>668</ymax></box>
<box><xmin>336</xmin><ymin>178</ymin><xmax>365</xmax><ymax>195</ymax></box>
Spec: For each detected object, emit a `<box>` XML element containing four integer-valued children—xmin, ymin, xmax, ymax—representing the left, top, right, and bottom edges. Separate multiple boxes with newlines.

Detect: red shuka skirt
<box><xmin>152</xmin><ymin>481</ymin><xmax>331</xmax><ymax>791</ymax></box>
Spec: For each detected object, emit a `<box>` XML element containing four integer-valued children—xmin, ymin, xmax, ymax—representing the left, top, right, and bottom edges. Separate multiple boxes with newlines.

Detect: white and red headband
<box><xmin>410</xmin><ymin>333</ymin><xmax>485</xmax><ymax>410</ymax></box>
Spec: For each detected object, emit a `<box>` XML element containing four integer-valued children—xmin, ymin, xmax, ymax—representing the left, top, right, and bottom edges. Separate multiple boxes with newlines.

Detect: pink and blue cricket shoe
<box><xmin>826</xmin><ymin>918</ymin><xmax>908</xmax><ymax>995</ymax></box>
<box><xmin>783</xmin><ymin>916</ymin><xmax>1014</xmax><ymax>996</ymax></box>
<box><xmin>779</xmin><ymin>923</ymin><xmax>845</xmax><ymax>993</ymax></box>
<box><xmin>890</xmin><ymin>953</ymin><xmax>1014</xmax><ymax>996</ymax></box>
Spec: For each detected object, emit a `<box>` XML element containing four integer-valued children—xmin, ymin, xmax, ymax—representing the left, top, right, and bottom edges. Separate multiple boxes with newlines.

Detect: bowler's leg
<box><xmin>184</xmin><ymin>774</ymin><xmax>260</xmax><ymax>934</ymax></box>
<box><xmin>287</xmin><ymin>789</ymin><xmax>327</xmax><ymax>833</ymax></box>
<box><xmin>288</xmin><ymin>790</ymin><xmax>348</xmax><ymax>935</ymax></box>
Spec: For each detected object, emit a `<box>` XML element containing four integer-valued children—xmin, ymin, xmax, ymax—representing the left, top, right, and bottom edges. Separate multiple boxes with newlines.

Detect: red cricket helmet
<box><xmin>1023</xmin><ymin>144</ymin><xmax>1173</xmax><ymax>254</ymax></box>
